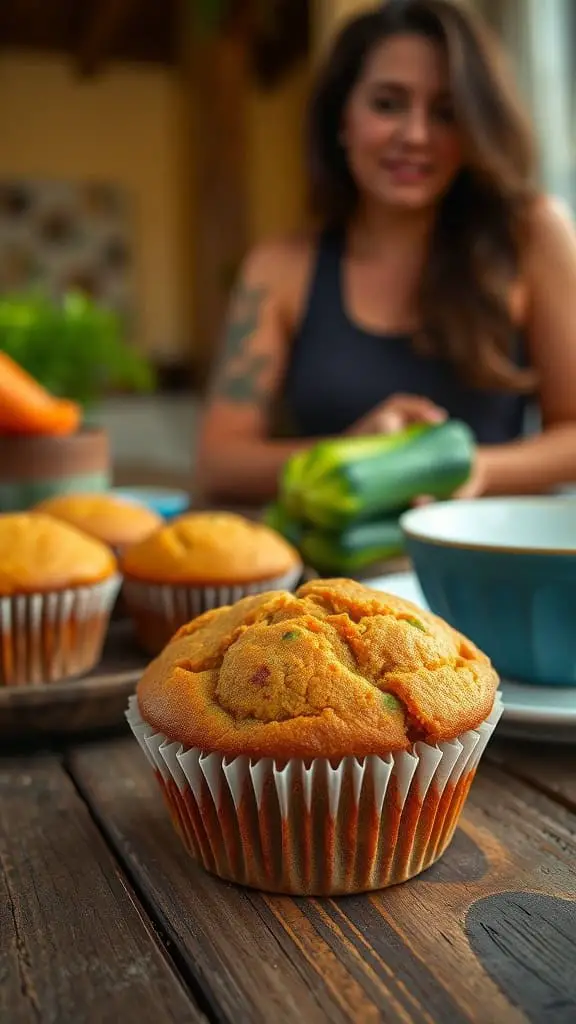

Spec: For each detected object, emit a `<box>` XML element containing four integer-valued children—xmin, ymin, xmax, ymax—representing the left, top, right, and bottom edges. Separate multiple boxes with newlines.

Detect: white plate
<box><xmin>367</xmin><ymin>571</ymin><xmax>576</xmax><ymax>739</ymax></box>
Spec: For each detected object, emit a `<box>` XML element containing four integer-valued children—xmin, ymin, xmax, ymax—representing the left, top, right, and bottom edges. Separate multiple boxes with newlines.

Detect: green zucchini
<box><xmin>263</xmin><ymin>500</ymin><xmax>305</xmax><ymax>547</ymax></box>
<box><xmin>264</xmin><ymin>499</ymin><xmax>404</xmax><ymax>574</ymax></box>
<box><xmin>301</xmin><ymin>518</ymin><xmax>404</xmax><ymax>574</ymax></box>
<box><xmin>280</xmin><ymin>448</ymin><xmax>315</xmax><ymax>518</ymax></box>
<box><xmin>280</xmin><ymin>420</ymin><xmax>474</xmax><ymax>530</ymax></box>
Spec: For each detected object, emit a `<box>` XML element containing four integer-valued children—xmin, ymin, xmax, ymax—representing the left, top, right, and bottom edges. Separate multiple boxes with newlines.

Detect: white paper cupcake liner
<box><xmin>0</xmin><ymin>575</ymin><xmax>121</xmax><ymax>687</ymax></box>
<box><xmin>126</xmin><ymin>691</ymin><xmax>503</xmax><ymax>895</ymax></box>
<box><xmin>123</xmin><ymin>565</ymin><xmax>303</xmax><ymax>654</ymax></box>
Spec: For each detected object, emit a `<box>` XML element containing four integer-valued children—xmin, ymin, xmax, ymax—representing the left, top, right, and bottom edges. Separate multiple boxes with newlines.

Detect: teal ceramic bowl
<box><xmin>401</xmin><ymin>497</ymin><xmax>576</xmax><ymax>686</ymax></box>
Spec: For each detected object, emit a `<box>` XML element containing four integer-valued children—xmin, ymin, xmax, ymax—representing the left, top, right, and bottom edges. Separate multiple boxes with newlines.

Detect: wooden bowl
<box><xmin>0</xmin><ymin>427</ymin><xmax>110</xmax><ymax>511</ymax></box>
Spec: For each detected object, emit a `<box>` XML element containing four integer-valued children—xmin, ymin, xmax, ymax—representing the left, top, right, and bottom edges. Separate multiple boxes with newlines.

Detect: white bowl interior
<box><xmin>401</xmin><ymin>497</ymin><xmax>576</xmax><ymax>551</ymax></box>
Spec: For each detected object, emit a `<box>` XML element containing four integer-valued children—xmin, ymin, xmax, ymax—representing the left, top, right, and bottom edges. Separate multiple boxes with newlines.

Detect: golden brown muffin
<box><xmin>35</xmin><ymin>492</ymin><xmax>162</xmax><ymax>550</ymax></box>
<box><xmin>0</xmin><ymin>512</ymin><xmax>117</xmax><ymax>595</ymax></box>
<box><xmin>138</xmin><ymin>577</ymin><xmax>499</xmax><ymax>760</ymax></box>
<box><xmin>0</xmin><ymin>513</ymin><xmax>120</xmax><ymax>686</ymax></box>
<box><xmin>131</xmin><ymin>577</ymin><xmax>501</xmax><ymax>894</ymax></box>
<box><xmin>121</xmin><ymin>511</ymin><xmax>301</xmax><ymax>585</ymax></box>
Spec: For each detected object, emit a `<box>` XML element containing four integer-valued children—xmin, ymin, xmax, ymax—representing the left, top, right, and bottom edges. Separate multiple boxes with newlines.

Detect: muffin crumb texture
<box><xmin>138</xmin><ymin>578</ymin><xmax>498</xmax><ymax>759</ymax></box>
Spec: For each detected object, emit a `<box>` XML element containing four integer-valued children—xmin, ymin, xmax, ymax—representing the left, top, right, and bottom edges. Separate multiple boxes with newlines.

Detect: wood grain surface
<box><xmin>488</xmin><ymin>740</ymin><xmax>576</xmax><ymax>812</ymax></box>
<box><xmin>0</xmin><ymin>755</ymin><xmax>203</xmax><ymax>1024</ymax></box>
<box><xmin>68</xmin><ymin>740</ymin><xmax>576</xmax><ymax>1024</ymax></box>
<box><xmin>69</xmin><ymin>742</ymin><xmax>339</xmax><ymax>1024</ymax></box>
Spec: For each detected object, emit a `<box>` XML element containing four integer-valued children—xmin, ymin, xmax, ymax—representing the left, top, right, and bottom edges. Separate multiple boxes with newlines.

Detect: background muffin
<box><xmin>128</xmin><ymin>577</ymin><xmax>501</xmax><ymax>895</ymax></box>
<box><xmin>0</xmin><ymin>512</ymin><xmax>120</xmax><ymax>686</ymax></box>
<box><xmin>36</xmin><ymin>492</ymin><xmax>162</xmax><ymax>553</ymax></box>
<box><xmin>121</xmin><ymin>512</ymin><xmax>302</xmax><ymax>654</ymax></box>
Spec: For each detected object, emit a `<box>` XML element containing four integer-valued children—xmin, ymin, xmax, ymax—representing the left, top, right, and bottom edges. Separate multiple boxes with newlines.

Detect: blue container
<box><xmin>111</xmin><ymin>486</ymin><xmax>190</xmax><ymax>521</ymax></box>
<box><xmin>401</xmin><ymin>497</ymin><xmax>576</xmax><ymax>686</ymax></box>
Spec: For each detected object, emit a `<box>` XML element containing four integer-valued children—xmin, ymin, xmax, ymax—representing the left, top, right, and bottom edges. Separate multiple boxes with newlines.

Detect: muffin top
<box><xmin>36</xmin><ymin>492</ymin><xmax>162</xmax><ymax>548</ymax></box>
<box><xmin>0</xmin><ymin>512</ymin><xmax>117</xmax><ymax>595</ymax></box>
<box><xmin>121</xmin><ymin>512</ymin><xmax>301</xmax><ymax>585</ymax></box>
<box><xmin>137</xmin><ymin>577</ymin><xmax>499</xmax><ymax>760</ymax></box>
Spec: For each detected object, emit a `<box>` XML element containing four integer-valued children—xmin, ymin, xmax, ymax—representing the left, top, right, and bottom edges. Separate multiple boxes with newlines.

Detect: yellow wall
<box><xmin>246</xmin><ymin>64</ymin><xmax>311</xmax><ymax>244</ymax></box>
<box><xmin>0</xmin><ymin>51</ymin><xmax>313</xmax><ymax>361</ymax></box>
<box><xmin>0</xmin><ymin>53</ymin><xmax>186</xmax><ymax>361</ymax></box>
<box><xmin>312</xmin><ymin>0</ymin><xmax>377</xmax><ymax>57</ymax></box>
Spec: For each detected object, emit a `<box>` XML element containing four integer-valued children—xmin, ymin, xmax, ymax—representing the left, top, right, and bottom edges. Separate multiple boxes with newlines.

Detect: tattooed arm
<box><xmin>195</xmin><ymin>241</ymin><xmax>314</xmax><ymax>503</ymax></box>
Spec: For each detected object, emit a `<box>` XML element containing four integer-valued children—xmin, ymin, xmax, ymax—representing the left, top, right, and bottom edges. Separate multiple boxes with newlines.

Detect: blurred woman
<box><xmin>196</xmin><ymin>0</ymin><xmax>576</xmax><ymax>503</ymax></box>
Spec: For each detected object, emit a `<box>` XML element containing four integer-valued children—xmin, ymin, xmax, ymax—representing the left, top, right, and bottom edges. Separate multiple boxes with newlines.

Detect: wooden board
<box><xmin>0</xmin><ymin>754</ymin><xmax>203</xmax><ymax>1023</ymax></box>
<box><xmin>0</xmin><ymin>620</ymin><xmax>147</xmax><ymax>743</ymax></box>
<box><xmin>68</xmin><ymin>739</ymin><xmax>576</xmax><ymax>1024</ymax></box>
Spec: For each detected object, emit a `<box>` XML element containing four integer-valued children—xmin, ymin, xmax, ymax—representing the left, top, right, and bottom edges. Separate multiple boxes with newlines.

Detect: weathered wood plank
<box><xmin>0</xmin><ymin>755</ymin><xmax>203</xmax><ymax>1024</ymax></box>
<box><xmin>68</xmin><ymin>739</ymin><xmax>576</xmax><ymax>1024</ymax></box>
<box><xmin>290</xmin><ymin>763</ymin><xmax>576</xmax><ymax>1024</ymax></box>
<box><xmin>487</xmin><ymin>740</ymin><xmax>576</xmax><ymax>812</ymax></box>
<box><xmin>69</xmin><ymin>741</ymin><xmax>393</xmax><ymax>1024</ymax></box>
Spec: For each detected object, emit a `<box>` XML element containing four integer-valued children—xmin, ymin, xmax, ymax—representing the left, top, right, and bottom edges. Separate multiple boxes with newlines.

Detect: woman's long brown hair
<box><xmin>308</xmin><ymin>0</ymin><xmax>538</xmax><ymax>392</ymax></box>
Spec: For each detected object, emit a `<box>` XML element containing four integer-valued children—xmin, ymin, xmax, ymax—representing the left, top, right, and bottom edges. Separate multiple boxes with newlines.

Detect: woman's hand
<box><xmin>347</xmin><ymin>393</ymin><xmax>487</xmax><ymax>502</ymax></box>
<box><xmin>346</xmin><ymin>393</ymin><xmax>447</xmax><ymax>436</ymax></box>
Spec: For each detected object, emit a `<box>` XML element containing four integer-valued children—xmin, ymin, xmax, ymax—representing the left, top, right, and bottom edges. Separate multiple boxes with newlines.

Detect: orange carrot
<box><xmin>0</xmin><ymin>351</ymin><xmax>81</xmax><ymax>436</ymax></box>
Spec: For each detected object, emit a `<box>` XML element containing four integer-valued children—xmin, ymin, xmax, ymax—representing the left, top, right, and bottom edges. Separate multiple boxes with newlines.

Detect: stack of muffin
<box><xmin>0</xmin><ymin>494</ymin><xmax>302</xmax><ymax>687</ymax></box>
<box><xmin>1</xmin><ymin>491</ymin><xmax>503</xmax><ymax>897</ymax></box>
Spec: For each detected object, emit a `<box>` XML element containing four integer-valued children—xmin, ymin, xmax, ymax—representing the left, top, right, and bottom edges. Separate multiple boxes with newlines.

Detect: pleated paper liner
<box><xmin>122</xmin><ymin>564</ymin><xmax>304</xmax><ymax>655</ymax></box>
<box><xmin>127</xmin><ymin>692</ymin><xmax>503</xmax><ymax>895</ymax></box>
<box><xmin>0</xmin><ymin>575</ymin><xmax>121</xmax><ymax>687</ymax></box>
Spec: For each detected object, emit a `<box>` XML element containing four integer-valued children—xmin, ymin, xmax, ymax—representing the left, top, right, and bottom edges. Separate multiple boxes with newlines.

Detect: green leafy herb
<box><xmin>282</xmin><ymin>630</ymin><xmax>301</xmax><ymax>641</ymax></box>
<box><xmin>0</xmin><ymin>290</ymin><xmax>154</xmax><ymax>408</ymax></box>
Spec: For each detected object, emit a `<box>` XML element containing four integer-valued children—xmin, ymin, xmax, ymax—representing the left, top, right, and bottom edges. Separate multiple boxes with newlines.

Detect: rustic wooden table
<box><xmin>3</xmin><ymin>719</ymin><xmax>576</xmax><ymax>1022</ymax></box>
<box><xmin>2</xmin><ymin>603</ymin><xmax>576</xmax><ymax>1022</ymax></box>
